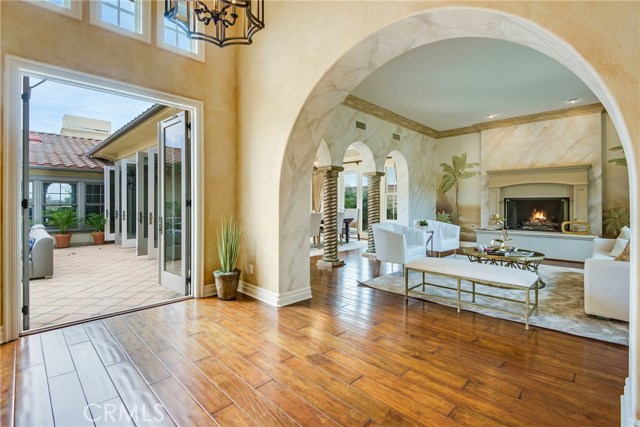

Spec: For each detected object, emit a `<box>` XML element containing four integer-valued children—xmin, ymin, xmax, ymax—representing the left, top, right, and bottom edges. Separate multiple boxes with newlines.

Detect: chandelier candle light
<box><xmin>165</xmin><ymin>0</ymin><xmax>264</xmax><ymax>47</ymax></box>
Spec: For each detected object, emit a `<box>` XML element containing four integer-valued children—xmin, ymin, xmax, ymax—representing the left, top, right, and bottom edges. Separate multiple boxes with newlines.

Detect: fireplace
<box><xmin>504</xmin><ymin>198</ymin><xmax>570</xmax><ymax>232</ymax></box>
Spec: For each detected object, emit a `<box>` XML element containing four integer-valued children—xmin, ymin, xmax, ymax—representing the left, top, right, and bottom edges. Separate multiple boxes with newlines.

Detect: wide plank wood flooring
<box><xmin>0</xmin><ymin>249</ymin><xmax>628</xmax><ymax>426</ymax></box>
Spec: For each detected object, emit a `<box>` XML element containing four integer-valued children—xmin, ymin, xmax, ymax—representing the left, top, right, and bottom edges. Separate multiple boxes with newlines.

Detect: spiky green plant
<box><xmin>217</xmin><ymin>216</ymin><xmax>241</xmax><ymax>273</ymax></box>
<box><xmin>438</xmin><ymin>153</ymin><xmax>480</xmax><ymax>223</ymax></box>
<box><xmin>435</xmin><ymin>211</ymin><xmax>453</xmax><ymax>224</ymax></box>
<box><xmin>46</xmin><ymin>208</ymin><xmax>77</xmax><ymax>234</ymax></box>
<box><xmin>603</xmin><ymin>207</ymin><xmax>630</xmax><ymax>237</ymax></box>
<box><xmin>608</xmin><ymin>145</ymin><xmax>627</xmax><ymax>167</ymax></box>
<box><xmin>85</xmin><ymin>213</ymin><xmax>106</xmax><ymax>232</ymax></box>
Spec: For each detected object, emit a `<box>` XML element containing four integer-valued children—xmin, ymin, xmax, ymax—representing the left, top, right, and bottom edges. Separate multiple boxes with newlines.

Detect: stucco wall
<box><xmin>237</xmin><ymin>1</ymin><xmax>639</xmax><ymax>295</ymax></box>
<box><xmin>0</xmin><ymin>0</ymin><xmax>238</xmax><ymax>328</ymax></box>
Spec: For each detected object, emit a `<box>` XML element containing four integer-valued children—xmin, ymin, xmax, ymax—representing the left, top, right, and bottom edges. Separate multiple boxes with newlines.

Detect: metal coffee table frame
<box><xmin>463</xmin><ymin>248</ymin><xmax>546</xmax><ymax>289</ymax></box>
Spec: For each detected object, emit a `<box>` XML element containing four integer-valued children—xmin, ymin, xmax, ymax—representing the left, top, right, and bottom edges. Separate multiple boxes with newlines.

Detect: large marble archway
<box><xmin>278</xmin><ymin>7</ymin><xmax>636</xmax><ymax>421</ymax></box>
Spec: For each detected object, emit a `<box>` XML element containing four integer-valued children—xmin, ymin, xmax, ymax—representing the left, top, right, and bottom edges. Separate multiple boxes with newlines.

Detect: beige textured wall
<box><xmin>237</xmin><ymin>1</ymin><xmax>639</xmax><ymax>293</ymax></box>
<box><xmin>0</xmin><ymin>0</ymin><xmax>238</xmax><ymax>329</ymax></box>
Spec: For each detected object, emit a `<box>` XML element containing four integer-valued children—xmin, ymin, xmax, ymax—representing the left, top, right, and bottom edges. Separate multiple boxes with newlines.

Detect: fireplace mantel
<box><xmin>487</xmin><ymin>164</ymin><xmax>590</xmax><ymax>188</ymax></box>
<box><xmin>486</xmin><ymin>164</ymin><xmax>591</xmax><ymax>227</ymax></box>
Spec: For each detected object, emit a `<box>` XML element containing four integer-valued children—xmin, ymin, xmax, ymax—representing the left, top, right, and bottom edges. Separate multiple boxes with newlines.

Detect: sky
<box><xmin>29</xmin><ymin>78</ymin><xmax>154</xmax><ymax>134</ymax></box>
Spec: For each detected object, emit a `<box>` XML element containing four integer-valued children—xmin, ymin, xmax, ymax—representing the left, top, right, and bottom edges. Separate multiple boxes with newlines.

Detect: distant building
<box><xmin>29</xmin><ymin>131</ymin><xmax>113</xmax><ymax>234</ymax></box>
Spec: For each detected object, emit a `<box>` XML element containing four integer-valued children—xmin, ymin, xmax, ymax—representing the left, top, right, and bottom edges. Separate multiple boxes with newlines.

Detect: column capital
<box><xmin>317</xmin><ymin>165</ymin><xmax>344</xmax><ymax>173</ymax></box>
<box><xmin>364</xmin><ymin>171</ymin><xmax>385</xmax><ymax>177</ymax></box>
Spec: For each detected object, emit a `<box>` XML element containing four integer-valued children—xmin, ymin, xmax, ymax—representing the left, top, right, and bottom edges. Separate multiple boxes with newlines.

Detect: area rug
<box><xmin>360</xmin><ymin>255</ymin><xmax>629</xmax><ymax>345</ymax></box>
<box><xmin>310</xmin><ymin>240</ymin><xmax>368</xmax><ymax>257</ymax></box>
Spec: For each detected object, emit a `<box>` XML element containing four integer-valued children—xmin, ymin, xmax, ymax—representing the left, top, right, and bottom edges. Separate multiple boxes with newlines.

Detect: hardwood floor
<box><xmin>0</xmin><ymin>249</ymin><xmax>627</xmax><ymax>426</ymax></box>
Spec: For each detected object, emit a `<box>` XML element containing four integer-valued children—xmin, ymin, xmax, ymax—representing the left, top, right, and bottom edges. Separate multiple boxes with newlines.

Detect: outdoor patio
<box><xmin>29</xmin><ymin>244</ymin><xmax>182</xmax><ymax>330</ymax></box>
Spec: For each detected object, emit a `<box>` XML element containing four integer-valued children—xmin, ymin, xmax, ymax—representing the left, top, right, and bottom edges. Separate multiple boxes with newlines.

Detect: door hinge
<box><xmin>21</xmin><ymin>92</ymin><xmax>30</xmax><ymax>102</ymax></box>
<box><xmin>186</xmin><ymin>199</ymin><xmax>192</xmax><ymax>208</ymax></box>
<box><xmin>187</xmin><ymin>122</ymin><xmax>192</xmax><ymax>130</ymax></box>
<box><xmin>21</xmin><ymin>199</ymin><xmax>28</xmax><ymax>209</ymax></box>
<box><xmin>22</xmin><ymin>305</ymin><xmax>29</xmax><ymax>315</ymax></box>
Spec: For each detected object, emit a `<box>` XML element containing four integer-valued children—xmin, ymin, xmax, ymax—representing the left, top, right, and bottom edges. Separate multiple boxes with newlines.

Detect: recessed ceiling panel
<box><xmin>351</xmin><ymin>38</ymin><xmax>599</xmax><ymax>131</ymax></box>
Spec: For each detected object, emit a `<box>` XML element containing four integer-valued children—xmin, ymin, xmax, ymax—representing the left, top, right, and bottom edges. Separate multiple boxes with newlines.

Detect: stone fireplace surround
<box><xmin>479</xmin><ymin>164</ymin><xmax>598</xmax><ymax>262</ymax></box>
<box><xmin>486</xmin><ymin>164</ymin><xmax>591</xmax><ymax>228</ymax></box>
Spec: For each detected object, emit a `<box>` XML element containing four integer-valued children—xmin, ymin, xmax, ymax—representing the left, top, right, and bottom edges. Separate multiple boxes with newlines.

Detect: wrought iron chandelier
<box><xmin>164</xmin><ymin>0</ymin><xmax>264</xmax><ymax>47</ymax></box>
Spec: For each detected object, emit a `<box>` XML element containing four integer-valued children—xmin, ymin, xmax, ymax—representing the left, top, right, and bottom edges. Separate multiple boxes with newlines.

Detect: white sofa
<box><xmin>584</xmin><ymin>238</ymin><xmax>630</xmax><ymax>321</ymax></box>
<box><xmin>424</xmin><ymin>220</ymin><xmax>460</xmax><ymax>256</ymax></box>
<box><xmin>372</xmin><ymin>222</ymin><xmax>427</xmax><ymax>271</ymax></box>
<box><xmin>29</xmin><ymin>224</ymin><xmax>54</xmax><ymax>279</ymax></box>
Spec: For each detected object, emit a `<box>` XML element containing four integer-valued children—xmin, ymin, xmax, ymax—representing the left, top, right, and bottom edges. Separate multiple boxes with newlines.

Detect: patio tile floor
<box><xmin>29</xmin><ymin>243</ymin><xmax>182</xmax><ymax>330</ymax></box>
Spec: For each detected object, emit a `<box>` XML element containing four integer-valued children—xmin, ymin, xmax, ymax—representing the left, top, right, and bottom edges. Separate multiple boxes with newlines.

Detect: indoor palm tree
<box><xmin>438</xmin><ymin>153</ymin><xmax>480</xmax><ymax>224</ymax></box>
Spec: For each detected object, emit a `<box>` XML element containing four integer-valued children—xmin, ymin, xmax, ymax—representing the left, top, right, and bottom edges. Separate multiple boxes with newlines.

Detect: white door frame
<box><xmin>2</xmin><ymin>56</ymin><xmax>205</xmax><ymax>341</ymax></box>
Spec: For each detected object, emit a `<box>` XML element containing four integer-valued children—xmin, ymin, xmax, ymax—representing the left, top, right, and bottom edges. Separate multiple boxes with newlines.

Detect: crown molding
<box><xmin>439</xmin><ymin>103</ymin><xmax>605</xmax><ymax>138</ymax></box>
<box><xmin>342</xmin><ymin>95</ymin><xmax>440</xmax><ymax>138</ymax></box>
<box><xmin>342</xmin><ymin>95</ymin><xmax>605</xmax><ymax>140</ymax></box>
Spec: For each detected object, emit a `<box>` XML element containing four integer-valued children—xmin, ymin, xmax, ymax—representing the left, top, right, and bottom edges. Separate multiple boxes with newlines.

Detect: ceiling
<box><xmin>351</xmin><ymin>38</ymin><xmax>599</xmax><ymax>132</ymax></box>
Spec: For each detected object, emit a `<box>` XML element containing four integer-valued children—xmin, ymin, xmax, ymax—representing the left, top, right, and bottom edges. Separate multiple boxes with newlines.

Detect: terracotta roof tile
<box><xmin>29</xmin><ymin>132</ymin><xmax>113</xmax><ymax>171</ymax></box>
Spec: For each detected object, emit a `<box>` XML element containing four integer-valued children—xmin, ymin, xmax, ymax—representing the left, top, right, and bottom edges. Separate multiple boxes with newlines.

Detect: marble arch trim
<box><xmin>278</xmin><ymin>8</ymin><xmax>636</xmax><ymax>422</ymax></box>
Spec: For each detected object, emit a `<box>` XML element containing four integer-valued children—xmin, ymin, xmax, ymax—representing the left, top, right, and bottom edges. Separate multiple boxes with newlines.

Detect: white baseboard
<box><xmin>238</xmin><ymin>281</ymin><xmax>312</xmax><ymax>307</ymax></box>
<box><xmin>203</xmin><ymin>284</ymin><xmax>217</xmax><ymax>298</ymax></box>
<box><xmin>621</xmin><ymin>377</ymin><xmax>640</xmax><ymax>426</ymax></box>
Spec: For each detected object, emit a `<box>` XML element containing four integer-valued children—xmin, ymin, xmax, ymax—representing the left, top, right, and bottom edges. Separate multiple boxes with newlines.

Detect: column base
<box><xmin>362</xmin><ymin>251</ymin><xmax>377</xmax><ymax>259</ymax></box>
<box><xmin>316</xmin><ymin>259</ymin><xmax>345</xmax><ymax>268</ymax></box>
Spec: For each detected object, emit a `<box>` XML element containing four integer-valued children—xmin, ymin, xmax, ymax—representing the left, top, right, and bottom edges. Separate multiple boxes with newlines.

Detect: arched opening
<box><xmin>338</xmin><ymin>142</ymin><xmax>377</xmax><ymax>243</ymax></box>
<box><xmin>387</xmin><ymin>150</ymin><xmax>409</xmax><ymax>226</ymax></box>
<box><xmin>277</xmin><ymin>6</ymin><xmax>637</xmax><ymax>418</ymax></box>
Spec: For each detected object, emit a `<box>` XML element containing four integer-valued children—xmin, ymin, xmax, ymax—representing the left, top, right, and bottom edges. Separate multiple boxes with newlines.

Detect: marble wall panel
<box><xmin>321</xmin><ymin>106</ymin><xmax>437</xmax><ymax>226</ymax></box>
<box><xmin>480</xmin><ymin>113</ymin><xmax>602</xmax><ymax>234</ymax></box>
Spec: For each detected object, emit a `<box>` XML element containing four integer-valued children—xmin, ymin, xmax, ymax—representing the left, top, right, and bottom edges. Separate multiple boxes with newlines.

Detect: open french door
<box><xmin>104</xmin><ymin>166</ymin><xmax>116</xmax><ymax>241</ymax></box>
<box><xmin>136</xmin><ymin>151</ymin><xmax>149</xmax><ymax>256</ymax></box>
<box><xmin>158</xmin><ymin>112</ymin><xmax>191</xmax><ymax>295</ymax></box>
<box><xmin>148</xmin><ymin>147</ymin><xmax>159</xmax><ymax>259</ymax></box>
<box><xmin>114</xmin><ymin>161</ymin><xmax>122</xmax><ymax>245</ymax></box>
<box><xmin>120</xmin><ymin>159</ymin><xmax>137</xmax><ymax>248</ymax></box>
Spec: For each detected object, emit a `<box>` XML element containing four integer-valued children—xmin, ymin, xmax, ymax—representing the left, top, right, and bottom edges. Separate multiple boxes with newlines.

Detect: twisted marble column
<box><xmin>364</xmin><ymin>172</ymin><xmax>385</xmax><ymax>256</ymax></box>
<box><xmin>317</xmin><ymin>166</ymin><xmax>344</xmax><ymax>268</ymax></box>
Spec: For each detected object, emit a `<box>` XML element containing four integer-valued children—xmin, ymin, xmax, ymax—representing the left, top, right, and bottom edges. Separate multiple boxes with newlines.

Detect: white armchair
<box><xmin>372</xmin><ymin>222</ymin><xmax>426</xmax><ymax>272</ymax></box>
<box><xmin>310</xmin><ymin>212</ymin><xmax>322</xmax><ymax>246</ymax></box>
<box><xmin>424</xmin><ymin>220</ymin><xmax>460</xmax><ymax>256</ymax></box>
<box><xmin>584</xmin><ymin>238</ymin><xmax>630</xmax><ymax>321</ymax></box>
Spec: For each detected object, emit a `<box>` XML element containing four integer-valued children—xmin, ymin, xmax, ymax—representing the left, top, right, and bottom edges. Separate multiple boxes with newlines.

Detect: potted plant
<box><xmin>86</xmin><ymin>213</ymin><xmax>106</xmax><ymax>245</ymax></box>
<box><xmin>416</xmin><ymin>219</ymin><xmax>429</xmax><ymax>229</ymax></box>
<box><xmin>46</xmin><ymin>208</ymin><xmax>77</xmax><ymax>248</ymax></box>
<box><xmin>214</xmin><ymin>216</ymin><xmax>241</xmax><ymax>300</ymax></box>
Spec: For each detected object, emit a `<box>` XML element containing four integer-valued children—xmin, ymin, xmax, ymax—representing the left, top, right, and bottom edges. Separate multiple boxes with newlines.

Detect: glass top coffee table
<box><xmin>463</xmin><ymin>247</ymin><xmax>546</xmax><ymax>289</ymax></box>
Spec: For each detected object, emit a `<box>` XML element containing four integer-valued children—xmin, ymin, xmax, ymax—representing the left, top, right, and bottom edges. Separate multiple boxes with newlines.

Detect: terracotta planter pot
<box><xmin>92</xmin><ymin>231</ymin><xmax>105</xmax><ymax>245</ymax></box>
<box><xmin>214</xmin><ymin>270</ymin><xmax>241</xmax><ymax>300</ymax></box>
<box><xmin>54</xmin><ymin>233</ymin><xmax>72</xmax><ymax>248</ymax></box>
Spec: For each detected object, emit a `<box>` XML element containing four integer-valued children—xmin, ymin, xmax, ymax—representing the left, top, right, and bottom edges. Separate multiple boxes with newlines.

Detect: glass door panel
<box><xmin>115</xmin><ymin>161</ymin><xmax>122</xmax><ymax>245</ymax></box>
<box><xmin>148</xmin><ymin>148</ymin><xmax>159</xmax><ymax>259</ymax></box>
<box><xmin>136</xmin><ymin>152</ymin><xmax>149</xmax><ymax>256</ymax></box>
<box><xmin>104</xmin><ymin>166</ymin><xmax>116</xmax><ymax>241</ymax></box>
<box><xmin>121</xmin><ymin>159</ymin><xmax>137</xmax><ymax>248</ymax></box>
<box><xmin>159</xmin><ymin>112</ymin><xmax>190</xmax><ymax>295</ymax></box>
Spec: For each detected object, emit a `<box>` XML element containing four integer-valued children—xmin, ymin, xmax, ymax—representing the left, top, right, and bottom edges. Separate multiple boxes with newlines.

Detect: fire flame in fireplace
<box><xmin>530</xmin><ymin>209</ymin><xmax>547</xmax><ymax>222</ymax></box>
